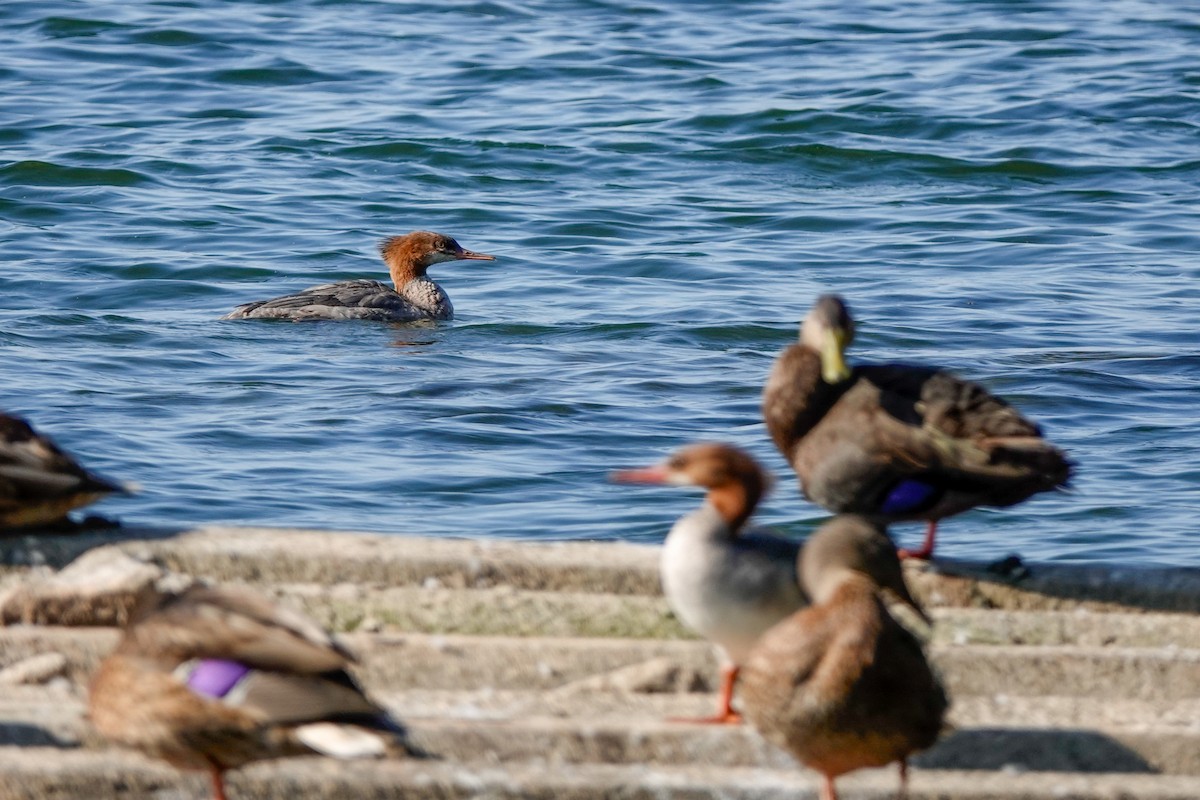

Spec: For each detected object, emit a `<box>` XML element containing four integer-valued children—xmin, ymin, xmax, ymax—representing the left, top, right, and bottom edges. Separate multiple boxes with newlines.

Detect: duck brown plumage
<box><xmin>762</xmin><ymin>294</ymin><xmax>1072</xmax><ymax>559</ymax></box>
<box><xmin>88</xmin><ymin>584</ymin><xmax>410</xmax><ymax>800</ymax></box>
<box><xmin>0</xmin><ymin>411</ymin><xmax>127</xmax><ymax>531</ymax></box>
<box><xmin>739</xmin><ymin>514</ymin><xmax>948</xmax><ymax>800</ymax></box>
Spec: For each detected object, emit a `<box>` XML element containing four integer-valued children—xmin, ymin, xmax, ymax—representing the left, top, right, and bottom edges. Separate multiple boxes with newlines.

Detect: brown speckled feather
<box><xmin>762</xmin><ymin>297</ymin><xmax>1072</xmax><ymax>525</ymax></box>
<box><xmin>90</xmin><ymin>585</ymin><xmax>407</xmax><ymax>796</ymax></box>
<box><xmin>741</xmin><ymin>584</ymin><xmax>946</xmax><ymax>776</ymax></box>
<box><xmin>119</xmin><ymin>584</ymin><xmax>352</xmax><ymax>672</ymax></box>
<box><xmin>739</xmin><ymin>515</ymin><xmax>948</xmax><ymax>797</ymax></box>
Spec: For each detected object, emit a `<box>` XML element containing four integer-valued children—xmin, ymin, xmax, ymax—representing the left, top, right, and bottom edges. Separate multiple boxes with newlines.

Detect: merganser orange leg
<box><xmin>670</xmin><ymin>663</ymin><xmax>743</xmax><ymax>724</ymax></box>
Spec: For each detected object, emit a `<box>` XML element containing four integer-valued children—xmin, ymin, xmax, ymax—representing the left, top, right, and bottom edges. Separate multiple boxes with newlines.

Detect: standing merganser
<box><xmin>611</xmin><ymin>442</ymin><xmax>804</xmax><ymax>724</ymax></box>
<box><xmin>0</xmin><ymin>412</ymin><xmax>128</xmax><ymax>531</ymax></box>
<box><xmin>762</xmin><ymin>294</ymin><xmax>1072</xmax><ymax>560</ymax></box>
<box><xmin>740</xmin><ymin>514</ymin><xmax>948</xmax><ymax>800</ymax></box>
<box><xmin>221</xmin><ymin>231</ymin><xmax>495</xmax><ymax>321</ymax></box>
<box><xmin>89</xmin><ymin>584</ymin><xmax>413</xmax><ymax>800</ymax></box>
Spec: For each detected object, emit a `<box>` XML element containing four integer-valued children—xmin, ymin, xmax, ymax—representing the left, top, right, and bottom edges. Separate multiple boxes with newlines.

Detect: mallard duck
<box><xmin>89</xmin><ymin>584</ymin><xmax>410</xmax><ymax>800</ymax></box>
<box><xmin>221</xmin><ymin>231</ymin><xmax>495</xmax><ymax>321</ymax></box>
<box><xmin>0</xmin><ymin>411</ymin><xmax>127</xmax><ymax>531</ymax></box>
<box><xmin>739</xmin><ymin>514</ymin><xmax>948</xmax><ymax>800</ymax></box>
<box><xmin>762</xmin><ymin>294</ymin><xmax>1072</xmax><ymax>559</ymax></box>
<box><xmin>611</xmin><ymin>442</ymin><xmax>805</xmax><ymax>723</ymax></box>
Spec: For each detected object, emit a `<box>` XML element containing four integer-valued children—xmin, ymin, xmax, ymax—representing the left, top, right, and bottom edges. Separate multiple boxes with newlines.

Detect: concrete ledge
<box><xmin>0</xmin><ymin>525</ymin><xmax>1198</xmax><ymax>799</ymax></box>
<box><xmin>3</xmin><ymin>525</ymin><xmax>1200</xmax><ymax>612</ymax></box>
<box><xmin>3</xmin><ymin>749</ymin><xmax>1200</xmax><ymax>800</ymax></box>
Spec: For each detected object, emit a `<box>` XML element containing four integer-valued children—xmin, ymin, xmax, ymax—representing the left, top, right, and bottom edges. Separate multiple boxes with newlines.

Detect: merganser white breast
<box><xmin>221</xmin><ymin>231</ymin><xmax>495</xmax><ymax>322</ymax></box>
<box><xmin>611</xmin><ymin>442</ymin><xmax>805</xmax><ymax>723</ymax></box>
<box><xmin>0</xmin><ymin>412</ymin><xmax>128</xmax><ymax>530</ymax></box>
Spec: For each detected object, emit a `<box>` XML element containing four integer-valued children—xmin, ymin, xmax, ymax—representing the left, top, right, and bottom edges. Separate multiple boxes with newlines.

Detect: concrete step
<box><xmin>5</xmin><ymin>687</ymin><xmax>1198</xmax><ymax>774</ymax></box>
<box><xmin>4</xmin><ymin>526</ymin><xmax>1200</xmax><ymax>612</ymax></box>
<box><xmin>1</xmin><ymin>526</ymin><xmax>1198</xmax><ymax>800</ymax></box>
<box><xmin>2</xmin><ymin>627</ymin><xmax>1197</xmax><ymax>703</ymax></box>
<box><xmin>2</xmin><ymin>748</ymin><xmax>1200</xmax><ymax>800</ymax></box>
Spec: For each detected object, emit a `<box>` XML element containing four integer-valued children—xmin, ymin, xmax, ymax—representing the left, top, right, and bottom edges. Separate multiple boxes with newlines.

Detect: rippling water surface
<box><xmin>3</xmin><ymin>0</ymin><xmax>1197</xmax><ymax>565</ymax></box>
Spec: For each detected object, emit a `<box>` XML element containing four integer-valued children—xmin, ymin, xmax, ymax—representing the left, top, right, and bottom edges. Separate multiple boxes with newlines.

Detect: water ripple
<box><xmin>1</xmin><ymin>0</ymin><xmax>1198</xmax><ymax>565</ymax></box>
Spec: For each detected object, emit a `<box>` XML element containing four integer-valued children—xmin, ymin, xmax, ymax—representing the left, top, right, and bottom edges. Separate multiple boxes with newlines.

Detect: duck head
<box><xmin>800</xmin><ymin>294</ymin><xmax>855</xmax><ymax>385</ymax></box>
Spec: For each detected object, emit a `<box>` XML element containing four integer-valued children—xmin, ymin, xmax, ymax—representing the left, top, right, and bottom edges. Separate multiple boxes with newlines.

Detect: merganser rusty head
<box><xmin>380</xmin><ymin>231</ymin><xmax>495</xmax><ymax>286</ymax></box>
<box><xmin>610</xmin><ymin>442</ymin><xmax>772</xmax><ymax>530</ymax></box>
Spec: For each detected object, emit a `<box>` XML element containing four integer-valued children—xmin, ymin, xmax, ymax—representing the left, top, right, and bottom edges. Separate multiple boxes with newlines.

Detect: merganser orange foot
<box><xmin>221</xmin><ymin>231</ymin><xmax>494</xmax><ymax>322</ymax></box>
<box><xmin>611</xmin><ymin>443</ymin><xmax>805</xmax><ymax>724</ymax></box>
<box><xmin>761</xmin><ymin>294</ymin><xmax>1072</xmax><ymax>560</ymax></box>
<box><xmin>88</xmin><ymin>584</ymin><xmax>412</xmax><ymax>800</ymax></box>
<box><xmin>0</xmin><ymin>412</ymin><xmax>129</xmax><ymax>532</ymax></box>
<box><xmin>739</xmin><ymin>514</ymin><xmax>948</xmax><ymax>800</ymax></box>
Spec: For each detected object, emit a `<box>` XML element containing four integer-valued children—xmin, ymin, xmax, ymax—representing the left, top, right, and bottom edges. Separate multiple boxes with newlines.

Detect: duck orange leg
<box><xmin>669</xmin><ymin>663</ymin><xmax>742</xmax><ymax>724</ymax></box>
<box><xmin>820</xmin><ymin>773</ymin><xmax>838</xmax><ymax>800</ymax></box>
<box><xmin>898</xmin><ymin>521</ymin><xmax>937</xmax><ymax>561</ymax></box>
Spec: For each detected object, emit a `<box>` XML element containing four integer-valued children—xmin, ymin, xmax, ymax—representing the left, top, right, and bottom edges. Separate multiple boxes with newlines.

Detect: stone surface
<box><xmin>0</xmin><ymin>525</ymin><xmax>1197</xmax><ymax>799</ymax></box>
<box><xmin>0</xmin><ymin>546</ymin><xmax>173</xmax><ymax>627</ymax></box>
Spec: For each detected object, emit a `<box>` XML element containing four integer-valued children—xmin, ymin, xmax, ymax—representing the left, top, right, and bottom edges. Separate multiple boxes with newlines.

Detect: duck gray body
<box><xmin>222</xmin><ymin>231</ymin><xmax>494</xmax><ymax>322</ymax></box>
<box><xmin>223</xmin><ymin>278</ymin><xmax>451</xmax><ymax>322</ymax></box>
<box><xmin>612</xmin><ymin>442</ymin><xmax>804</xmax><ymax>722</ymax></box>
<box><xmin>662</xmin><ymin>503</ymin><xmax>803</xmax><ymax>664</ymax></box>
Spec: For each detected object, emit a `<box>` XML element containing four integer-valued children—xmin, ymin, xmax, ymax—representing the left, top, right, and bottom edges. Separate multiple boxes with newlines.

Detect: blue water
<box><xmin>2</xmin><ymin>0</ymin><xmax>1197</xmax><ymax>566</ymax></box>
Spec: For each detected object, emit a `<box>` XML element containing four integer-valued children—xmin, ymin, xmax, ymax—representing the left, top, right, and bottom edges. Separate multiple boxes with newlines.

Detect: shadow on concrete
<box><xmin>0</xmin><ymin>723</ymin><xmax>79</xmax><ymax>749</ymax></box>
<box><xmin>0</xmin><ymin>526</ymin><xmax>188</xmax><ymax>570</ymax></box>
<box><xmin>919</xmin><ymin>556</ymin><xmax>1200</xmax><ymax>614</ymax></box>
<box><xmin>917</xmin><ymin>727</ymin><xmax>1157</xmax><ymax>774</ymax></box>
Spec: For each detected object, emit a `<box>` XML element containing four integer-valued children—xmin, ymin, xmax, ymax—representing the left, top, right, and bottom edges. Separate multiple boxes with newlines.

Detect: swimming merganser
<box><xmin>611</xmin><ymin>442</ymin><xmax>804</xmax><ymax>724</ymax></box>
<box><xmin>89</xmin><ymin>584</ymin><xmax>412</xmax><ymax>800</ymax></box>
<box><xmin>762</xmin><ymin>294</ymin><xmax>1072</xmax><ymax>560</ymax></box>
<box><xmin>221</xmin><ymin>231</ymin><xmax>495</xmax><ymax>321</ymax></box>
<box><xmin>0</xmin><ymin>412</ymin><xmax>127</xmax><ymax>531</ymax></box>
<box><xmin>740</xmin><ymin>514</ymin><xmax>947</xmax><ymax>800</ymax></box>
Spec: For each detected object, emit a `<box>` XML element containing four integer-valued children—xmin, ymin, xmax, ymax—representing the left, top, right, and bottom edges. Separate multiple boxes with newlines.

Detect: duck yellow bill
<box><xmin>820</xmin><ymin>332</ymin><xmax>851</xmax><ymax>384</ymax></box>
